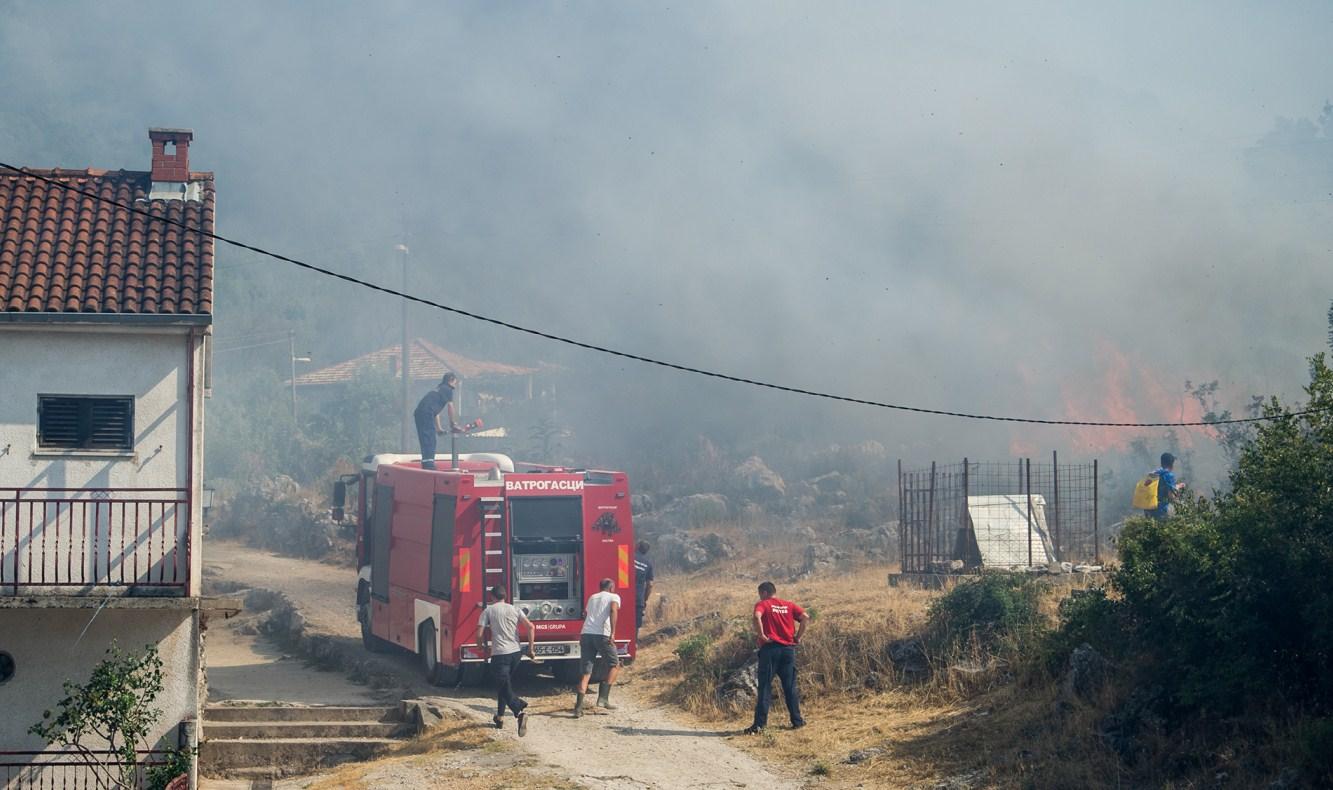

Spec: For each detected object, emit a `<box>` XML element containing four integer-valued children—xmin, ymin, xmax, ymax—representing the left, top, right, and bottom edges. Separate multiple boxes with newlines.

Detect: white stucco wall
<box><xmin>0</xmin><ymin>607</ymin><xmax>198</xmax><ymax>750</ymax></box>
<box><xmin>0</xmin><ymin>326</ymin><xmax>205</xmax><ymax>596</ymax></box>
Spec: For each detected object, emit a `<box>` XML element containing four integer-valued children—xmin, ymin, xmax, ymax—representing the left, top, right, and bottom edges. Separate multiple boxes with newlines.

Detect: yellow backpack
<box><xmin>1132</xmin><ymin>473</ymin><xmax>1160</xmax><ymax>510</ymax></box>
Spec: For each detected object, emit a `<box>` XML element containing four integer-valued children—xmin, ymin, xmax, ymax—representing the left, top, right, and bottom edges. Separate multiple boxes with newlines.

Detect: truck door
<box><xmin>370</xmin><ymin>482</ymin><xmax>394</xmax><ymax>601</ymax></box>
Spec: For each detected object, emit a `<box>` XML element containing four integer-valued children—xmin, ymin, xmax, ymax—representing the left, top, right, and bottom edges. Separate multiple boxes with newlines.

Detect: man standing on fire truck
<box><xmin>476</xmin><ymin>585</ymin><xmax>536</xmax><ymax>735</ymax></box>
<box><xmin>414</xmin><ymin>372</ymin><xmax>460</xmax><ymax>470</ymax></box>
<box><xmin>574</xmin><ymin>578</ymin><xmax>621</xmax><ymax>716</ymax></box>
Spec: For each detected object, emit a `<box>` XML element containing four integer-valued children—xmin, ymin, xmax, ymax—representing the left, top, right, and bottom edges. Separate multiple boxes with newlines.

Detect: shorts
<box><xmin>579</xmin><ymin>633</ymin><xmax>620</xmax><ymax>676</ymax></box>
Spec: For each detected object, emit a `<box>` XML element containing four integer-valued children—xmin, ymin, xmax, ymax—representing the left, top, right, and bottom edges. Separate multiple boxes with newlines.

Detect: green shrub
<box><xmin>674</xmin><ymin>633</ymin><xmax>715</xmax><ymax>667</ymax></box>
<box><xmin>1292</xmin><ymin>716</ymin><xmax>1333</xmax><ymax>785</ymax></box>
<box><xmin>1112</xmin><ymin>354</ymin><xmax>1333</xmax><ymax>716</ymax></box>
<box><xmin>1040</xmin><ymin>586</ymin><xmax>1131</xmax><ymax>675</ymax></box>
<box><xmin>926</xmin><ymin>572</ymin><xmax>1043</xmax><ymax>654</ymax></box>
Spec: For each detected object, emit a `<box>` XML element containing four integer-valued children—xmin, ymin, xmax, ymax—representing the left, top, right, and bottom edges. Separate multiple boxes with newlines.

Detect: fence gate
<box><xmin>898</xmin><ymin>455</ymin><xmax>1099</xmax><ymax>574</ymax></box>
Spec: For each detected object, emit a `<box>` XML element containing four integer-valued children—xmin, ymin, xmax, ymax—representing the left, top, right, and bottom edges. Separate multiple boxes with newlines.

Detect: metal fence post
<box><xmin>927</xmin><ymin>462</ymin><xmax>937</xmax><ymax>572</ymax></box>
<box><xmin>961</xmin><ymin>458</ymin><xmax>969</xmax><ymax>567</ymax></box>
<box><xmin>1025</xmin><ymin>458</ymin><xmax>1034</xmax><ymax>568</ymax></box>
<box><xmin>1052</xmin><ymin>449</ymin><xmax>1060</xmax><ymax>562</ymax></box>
<box><xmin>1093</xmin><ymin>458</ymin><xmax>1100</xmax><ymax>563</ymax></box>
<box><xmin>897</xmin><ymin>459</ymin><xmax>905</xmax><ymax>573</ymax></box>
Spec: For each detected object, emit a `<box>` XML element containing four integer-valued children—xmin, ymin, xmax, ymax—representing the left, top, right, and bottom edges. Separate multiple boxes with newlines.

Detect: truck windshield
<box><xmin>510</xmin><ymin>496</ymin><xmax>583</xmax><ymax>540</ymax></box>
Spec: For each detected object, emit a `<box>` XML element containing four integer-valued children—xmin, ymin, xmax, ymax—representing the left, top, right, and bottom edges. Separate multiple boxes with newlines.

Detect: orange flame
<box><xmin>1011</xmin><ymin>340</ymin><xmax>1204</xmax><ymax>455</ymax></box>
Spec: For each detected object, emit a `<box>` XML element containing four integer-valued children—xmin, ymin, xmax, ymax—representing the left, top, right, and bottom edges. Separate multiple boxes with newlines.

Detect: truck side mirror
<box><xmin>332</xmin><ymin>481</ymin><xmax>347</xmax><ymax>523</ymax></box>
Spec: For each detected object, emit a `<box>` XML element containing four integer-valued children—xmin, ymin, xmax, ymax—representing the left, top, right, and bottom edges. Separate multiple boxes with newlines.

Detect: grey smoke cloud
<box><xmin>2</xmin><ymin>2</ymin><xmax>1330</xmax><ymax>480</ymax></box>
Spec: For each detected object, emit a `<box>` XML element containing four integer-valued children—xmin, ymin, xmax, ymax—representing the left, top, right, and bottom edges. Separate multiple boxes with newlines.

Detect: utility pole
<box><xmin>290</xmin><ymin>329</ymin><xmax>297</xmax><ymax>421</ymax></box>
<box><xmin>289</xmin><ymin>329</ymin><xmax>312</xmax><ymax>421</ymax></box>
<box><xmin>397</xmin><ymin>244</ymin><xmax>411</xmax><ymax>452</ymax></box>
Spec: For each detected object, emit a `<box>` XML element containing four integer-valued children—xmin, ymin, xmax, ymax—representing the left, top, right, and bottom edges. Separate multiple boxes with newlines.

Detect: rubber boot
<box><xmin>597</xmin><ymin>682</ymin><xmax>617</xmax><ymax>710</ymax></box>
<box><xmin>573</xmin><ymin>692</ymin><xmax>585</xmax><ymax>718</ymax></box>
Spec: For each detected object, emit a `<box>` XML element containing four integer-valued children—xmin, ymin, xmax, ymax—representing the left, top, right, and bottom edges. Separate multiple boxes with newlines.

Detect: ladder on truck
<box><xmin>480</xmin><ymin>495</ymin><xmax>508</xmax><ymax>594</ymax></box>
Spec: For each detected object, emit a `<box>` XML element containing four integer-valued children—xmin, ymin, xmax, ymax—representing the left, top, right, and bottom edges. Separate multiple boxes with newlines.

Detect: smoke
<box><xmin>2</xmin><ymin>2</ymin><xmax>1330</xmax><ymax>489</ymax></box>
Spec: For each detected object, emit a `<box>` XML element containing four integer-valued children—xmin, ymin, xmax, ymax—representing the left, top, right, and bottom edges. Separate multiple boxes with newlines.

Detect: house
<box><xmin>291</xmin><ymin>337</ymin><xmax>545</xmax><ymax>445</ymax></box>
<box><xmin>0</xmin><ymin>129</ymin><xmax>214</xmax><ymax>785</ymax></box>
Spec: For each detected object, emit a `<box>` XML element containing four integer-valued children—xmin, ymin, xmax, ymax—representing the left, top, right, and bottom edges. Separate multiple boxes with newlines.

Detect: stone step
<box><xmin>199</xmin><ymin>737</ymin><xmax>399</xmax><ymax>777</ymax></box>
<box><xmin>203</xmin><ymin>704</ymin><xmax>399</xmax><ymax>723</ymax></box>
<box><xmin>203</xmin><ymin>720</ymin><xmax>408</xmax><ymax>740</ymax></box>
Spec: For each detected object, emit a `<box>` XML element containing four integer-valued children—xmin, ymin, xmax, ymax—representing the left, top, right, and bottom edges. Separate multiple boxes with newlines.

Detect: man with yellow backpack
<box><xmin>1132</xmin><ymin>452</ymin><xmax>1185</xmax><ymax>519</ymax></box>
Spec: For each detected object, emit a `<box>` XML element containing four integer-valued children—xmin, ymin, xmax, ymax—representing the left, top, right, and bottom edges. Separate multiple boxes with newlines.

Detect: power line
<box><xmin>0</xmin><ymin>161</ymin><xmax>1320</xmax><ymax>429</ymax></box>
<box><xmin>214</xmin><ymin>337</ymin><xmax>291</xmax><ymax>354</ymax></box>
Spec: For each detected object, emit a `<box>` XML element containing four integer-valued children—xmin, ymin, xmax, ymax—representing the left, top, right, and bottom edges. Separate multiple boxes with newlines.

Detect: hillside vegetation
<box><xmin>633</xmin><ymin>356</ymin><xmax>1333</xmax><ymax>789</ymax></box>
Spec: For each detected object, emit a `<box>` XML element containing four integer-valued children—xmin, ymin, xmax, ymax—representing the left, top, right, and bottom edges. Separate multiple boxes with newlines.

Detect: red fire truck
<box><xmin>333</xmin><ymin>452</ymin><xmax>637</xmax><ymax>685</ymax></box>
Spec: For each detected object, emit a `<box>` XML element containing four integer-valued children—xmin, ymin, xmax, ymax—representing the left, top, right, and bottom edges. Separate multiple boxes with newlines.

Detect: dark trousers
<box><xmin>490</xmin><ymin>651</ymin><xmax>526</xmax><ymax>717</ymax></box>
<box><xmin>417</xmin><ymin>423</ymin><xmax>437</xmax><ymax>469</ymax></box>
<box><xmin>753</xmin><ymin>644</ymin><xmax>803</xmax><ymax>728</ymax></box>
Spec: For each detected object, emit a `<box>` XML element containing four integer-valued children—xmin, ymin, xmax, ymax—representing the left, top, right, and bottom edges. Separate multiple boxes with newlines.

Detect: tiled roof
<box><xmin>0</xmin><ymin>168</ymin><xmax>214</xmax><ymax>315</ymax></box>
<box><xmin>294</xmin><ymin>338</ymin><xmax>538</xmax><ymax>386</ymax></box>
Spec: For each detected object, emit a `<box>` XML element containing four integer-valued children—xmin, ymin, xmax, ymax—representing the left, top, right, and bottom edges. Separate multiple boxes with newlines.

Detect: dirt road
<box><xmin>204</xmin><ymin>541</ymin><xmax>802</xmax><ymax>790</ymax></box>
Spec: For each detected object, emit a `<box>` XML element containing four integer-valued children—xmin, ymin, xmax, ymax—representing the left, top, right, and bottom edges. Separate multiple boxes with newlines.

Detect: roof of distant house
<box><xmin>293</xmin><ymin>338</ymin><xmax>540</xmax><ymax>386</ymax></box>
<box><xmin>0</xmin><ymin>130</ymin><xmax>215</xmax><ymax>317</ymax></box>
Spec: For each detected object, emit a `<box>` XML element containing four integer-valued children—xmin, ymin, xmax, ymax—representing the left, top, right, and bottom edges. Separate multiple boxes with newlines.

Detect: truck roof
<box><xmin>362</xmin><ymin>452</ymin><xmax>516</xmax><ymax>474</ymax></box>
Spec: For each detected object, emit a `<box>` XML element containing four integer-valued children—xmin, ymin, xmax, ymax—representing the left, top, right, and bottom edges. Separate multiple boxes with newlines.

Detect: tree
<box><xmin>29</xmin><ymin>642</ymin><xmax>191</xmax><ymax>790</ymax></box>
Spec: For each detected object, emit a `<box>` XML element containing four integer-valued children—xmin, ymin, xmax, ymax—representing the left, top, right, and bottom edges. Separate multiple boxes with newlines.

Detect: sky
<box><xmin>2</xmin><ymin>1</ymin><xmax>1331</xmax><ymax>484</ymax></box>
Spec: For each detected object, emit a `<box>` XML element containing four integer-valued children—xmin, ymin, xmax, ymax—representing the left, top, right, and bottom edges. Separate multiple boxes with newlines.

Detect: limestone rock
<box><xmin>731</xmin><ymin>456</ymin><xmax>786</xmax><ymax>501</ymax></box>
<box><xmin>888</xmin><ymin>638</ymin><xmax>930</xmax><ymax>683</ymax></box>
<box><xmin>845</xmin><ymin>747</ymin><xmax>885</xmax><ymax>764</ymax></box>
<box><xmin>717</xmin><ymin>657</ymin><xmax>759</xmax><ymax>709</ymax></box>
<box><xmin>402</xmin><ymin>698</ymin><xmax>448</xmax><ymax>735</ymax></box>
<box><xmin>1063</xmin><ymin>643</ymin><xmax>1108</xmax><ymax>699</ymax></box>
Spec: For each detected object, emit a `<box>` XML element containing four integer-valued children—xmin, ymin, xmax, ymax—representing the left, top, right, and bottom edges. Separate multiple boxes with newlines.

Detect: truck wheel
<box><xmin>360</xmin><ymin>606</ymin><xmax>388</xmax><ymax>653</ymax></box>
<box><xmin>460</xmin><ymin>661</ymin><xmax>489</xmax><ymax>687</ymax></box>
<box><xmin>432</xmin><ymin>662</ymin><xmax>463</xmax><ymax>687</ymax></box>
<box><xmin>420</xmin><ymin>622</ymin><xmax>442</xmax><ymax>682</ymax></box>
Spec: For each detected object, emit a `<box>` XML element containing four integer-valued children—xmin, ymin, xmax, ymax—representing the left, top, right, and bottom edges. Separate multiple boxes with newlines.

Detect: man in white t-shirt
<box><xmin>574</xmin><ymin>578</ymin><xmax>621</xmax><ymax>717</ymax></box>
<box><xmin>476</xmin><ymin>586</ymin><xmax>535</xmax><ymax>735</ymax></box>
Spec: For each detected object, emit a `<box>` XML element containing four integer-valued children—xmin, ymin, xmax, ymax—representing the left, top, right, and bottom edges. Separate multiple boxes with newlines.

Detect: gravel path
<box><xmin>204</xmin><ymin>541</ymin><xmax>802</xmax><ymax>790</ymax></box>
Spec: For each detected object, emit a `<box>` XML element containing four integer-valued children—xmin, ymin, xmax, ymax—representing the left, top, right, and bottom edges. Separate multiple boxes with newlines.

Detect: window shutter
<box><xmin>38</xmin><ymin>396</ymin><xmax>134</xmax><ymax>450</ymax></box>
<box><xmin>38</xmin><ymin>397</ymin><xmax>83</xmax><ymax>447</ymax></box>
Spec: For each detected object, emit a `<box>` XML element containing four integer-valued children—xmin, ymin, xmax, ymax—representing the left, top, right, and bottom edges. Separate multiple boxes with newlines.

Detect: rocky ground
<box><xmin>201</xmin><ymin>540</ymin><xmax>805</xmax><ymax>790</ymax></box>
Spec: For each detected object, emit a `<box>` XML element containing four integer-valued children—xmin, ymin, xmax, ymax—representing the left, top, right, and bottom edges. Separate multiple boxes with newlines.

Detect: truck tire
<box><xmin>359</xmin><ymin>605</ymin><xmax>389</xmax><ymax>653</ymax></box>
<box><xmin>419</xmin><ymin>621</ymin><xmax>446</xmax><ymax>685</ymax></box>
<box><xmin>460</xmin><ymin>661</ymin><xmax>489</xmax><ymax>687</ymax></box>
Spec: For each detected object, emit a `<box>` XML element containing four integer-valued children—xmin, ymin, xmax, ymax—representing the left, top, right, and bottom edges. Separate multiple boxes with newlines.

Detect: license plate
<box><xmin>534</xmin><ymin>644</ymin><xmax>570</xmax><ymax>656</ymax></box>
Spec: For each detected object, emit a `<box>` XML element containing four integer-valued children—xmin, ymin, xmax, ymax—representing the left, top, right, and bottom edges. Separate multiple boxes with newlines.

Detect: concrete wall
<box><xmin>0</xmin><ymin>325</ymin><xmax>205</xmax><ymax>596</ymax></box>
<box><xmin>0</xmin><ymin>607</ymin><xmax>199</xmax><ymax>750</ymax></box>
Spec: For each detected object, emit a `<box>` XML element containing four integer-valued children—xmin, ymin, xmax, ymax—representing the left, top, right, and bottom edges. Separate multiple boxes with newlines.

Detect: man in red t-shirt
<box><xmin>744</xmin><ymin>581</ymin><xmax>809</xmax><ymax>734</ymax></box>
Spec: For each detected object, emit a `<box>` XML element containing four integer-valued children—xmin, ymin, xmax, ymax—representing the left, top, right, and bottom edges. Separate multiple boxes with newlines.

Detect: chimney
<box><xmin>149</xmin><ymin>128</ymin><xmax>193</xmax><ymax>182</ymax></box>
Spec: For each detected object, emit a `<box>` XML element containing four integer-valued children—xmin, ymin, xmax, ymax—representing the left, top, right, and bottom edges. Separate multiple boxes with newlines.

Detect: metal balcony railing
<box><xmin>0</xmin><ymin>750</ymin><xmax>179</xmax><ymax>789</ymax></box>
<box><xmin>0</xmin><ymin>488</ymin><xmax>191</xmax><ymax>595</ymax></box>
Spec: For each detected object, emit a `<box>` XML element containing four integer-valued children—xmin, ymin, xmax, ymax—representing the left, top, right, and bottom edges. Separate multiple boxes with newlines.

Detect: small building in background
<box><xmin>291</xmin><ymin>337</ymin><xmax>547</xmax><ymax>445</ymax></box>
<box><xmin>0</xmin><ymin>128</ymin><xmax>216</xmax><ymax>785</ymax></box>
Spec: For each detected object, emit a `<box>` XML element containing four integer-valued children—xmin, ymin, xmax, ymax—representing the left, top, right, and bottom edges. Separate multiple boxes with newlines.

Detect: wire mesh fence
<box><xmin>898</xmin><ymin>454</ymin><xmax>1100</xmax><ymax>574</ymax></box>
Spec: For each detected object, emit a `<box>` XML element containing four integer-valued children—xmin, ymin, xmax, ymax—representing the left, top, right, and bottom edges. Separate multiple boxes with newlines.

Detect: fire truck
<box><xmin>333</xmin><ymin>452</ymin><xmax>637</xmax><ymax>685</ymax></box>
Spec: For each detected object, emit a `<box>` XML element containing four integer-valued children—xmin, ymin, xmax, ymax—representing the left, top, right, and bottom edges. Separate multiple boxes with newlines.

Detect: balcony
<box><xmin>0</xmin><ymin>488</ymin><xmax>191</xmax><ymax>597</ymax></box>
<box><xmin>0</xmin><ymin>750</ymin><xmax>181</xmax><ymax>788</ymax></box>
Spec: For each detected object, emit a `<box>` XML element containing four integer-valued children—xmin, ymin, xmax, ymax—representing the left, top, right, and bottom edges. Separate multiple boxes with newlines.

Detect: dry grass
<box><xmin>633</xmin><ymin>526</ymin><xmax>1324</xmax><ymax>789</ymax></box>
<box><xmin>631</xmin><ymin>523</ymin><xmax>1147</xmax><ymax>788</ymax></box>
<box><xmin>302</xmin><ymin>713</ymin><xmax>583</xmax><ymax>790</ymax></box>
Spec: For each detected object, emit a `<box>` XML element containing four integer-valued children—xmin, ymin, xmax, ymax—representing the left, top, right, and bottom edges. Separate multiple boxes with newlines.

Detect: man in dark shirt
<box><xmin>744</xmin><ymin>581</ymin><xmax>809</xmax><ymax>734</ymax></box>
<box><xmin>413</xmin><ymin>372</ymin><xmax>459</xmax><ymax>470</ymax></box>
<box><xmin>633</xmin><ymin>541</ymin><xmax>654</xmax><ymax>642</ymax></box>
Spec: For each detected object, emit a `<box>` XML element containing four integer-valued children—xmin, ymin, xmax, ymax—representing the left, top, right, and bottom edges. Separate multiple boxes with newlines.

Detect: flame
<box><xmin>1010</xmin><ymin>339</ymin><xmax>1204</xmax><ymax>455</ymax></box>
